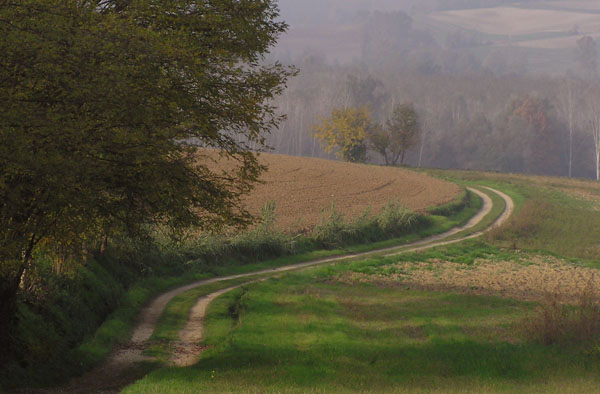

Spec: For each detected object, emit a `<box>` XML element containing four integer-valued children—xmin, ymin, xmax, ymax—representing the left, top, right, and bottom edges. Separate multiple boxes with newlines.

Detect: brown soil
<box><xmin>204</xmin><ymin>152</ymin><xmax>460</xmax><ymax>231</ymax></box>
<box><xmin>336</xmin><ymin>254</ymin><xmax>600</xmax><ymax>303</ymax></box>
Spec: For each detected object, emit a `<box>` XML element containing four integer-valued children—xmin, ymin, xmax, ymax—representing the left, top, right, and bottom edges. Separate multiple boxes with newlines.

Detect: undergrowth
<box><xmin>525</xmin><ymin>283</ymin><xmax>600</xmax><ymax>349</ymax></box>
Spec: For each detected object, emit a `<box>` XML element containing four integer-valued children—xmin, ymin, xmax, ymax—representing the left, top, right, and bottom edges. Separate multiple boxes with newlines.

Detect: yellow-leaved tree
<box><xmin>312</xmin><ymin>107</ymin><xmax>373</xmax><ymax>163</ymax></box>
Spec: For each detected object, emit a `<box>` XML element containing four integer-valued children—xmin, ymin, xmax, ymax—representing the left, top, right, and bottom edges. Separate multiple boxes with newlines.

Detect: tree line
<box><xmin>264</xmin><ymin>53</ymin><xmax>600</xmax><ymax>180</ymax></box>
<box><xmin>313</xmin><ymin>104</ymin><xmax>420</xmax><ymax>165</ymax></box>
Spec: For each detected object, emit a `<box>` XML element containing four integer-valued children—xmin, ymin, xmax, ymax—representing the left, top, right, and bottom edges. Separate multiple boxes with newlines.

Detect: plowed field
<box><xmin>214</xmin><ymin>152</ymin><xmax>460</xmax><ymax>231</ymax></box>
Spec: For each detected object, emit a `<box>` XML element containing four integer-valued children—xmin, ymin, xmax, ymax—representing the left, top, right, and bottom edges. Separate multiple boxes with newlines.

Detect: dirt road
<box><xmin>19</xmin><ymin>186</ymin><xmax>513</xmax><ymax>393</ymax></box>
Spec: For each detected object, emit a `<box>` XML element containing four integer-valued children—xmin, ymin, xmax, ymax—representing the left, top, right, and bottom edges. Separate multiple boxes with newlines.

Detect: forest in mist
<box><xmin>261</xmin><ymin>0</ymin><xmax>600</xmax><ymax>179</ymax></box>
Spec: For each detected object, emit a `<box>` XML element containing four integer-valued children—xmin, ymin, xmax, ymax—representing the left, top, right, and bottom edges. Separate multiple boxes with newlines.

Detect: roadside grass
<box><xmin>6</xmin><ymin>185</ymin><xmax>493</xmax><ymax>392</ymax></box>
<box><xmin>122</xmin><ymin>170</ymin><xmax>600</xmax><ymax>393</ymax></box>
<box><xmin>428</xmin><ymin>169</ymin><xmax>600</xmax><ymax>263</ymax></box>
<box><xmin>132</xmin><ymin>189</ymin><xmax>495</xmax><ymax>367</ymax></box>
<box><xmin>123</xmin><ymin>266</ymin><xmax>600</xmax><ymax>393</ymax></box>
<box><xmin>136</xmin><ymin>188</ymin><xmax>496</xmax><ymax>362</ymax></box>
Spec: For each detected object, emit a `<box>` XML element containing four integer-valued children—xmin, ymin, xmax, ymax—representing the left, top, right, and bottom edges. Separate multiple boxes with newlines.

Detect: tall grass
<box><xmin>524</xmin><ymin>283</ymin><xmax>600</xmax><ymax>348</ymax></box>
<box><xmin>311</xmin><ymin>200</ymin><xmax>424</xmax><ymax>249</ymax></box>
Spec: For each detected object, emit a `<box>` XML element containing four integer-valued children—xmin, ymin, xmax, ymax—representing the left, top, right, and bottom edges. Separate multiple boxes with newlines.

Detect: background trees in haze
<box><xmin>314</xmin><ymin>104</ymin><xmax>421</xmax><ymax>165</ymax></box>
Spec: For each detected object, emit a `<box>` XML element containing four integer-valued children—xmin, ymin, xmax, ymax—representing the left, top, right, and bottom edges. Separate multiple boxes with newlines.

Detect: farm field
<box><xmin>204</xmin><ymin>152</ymin><xmax>460</xmax><ymax>231</ymax></box>
<box><xmin>429</xmin><ymin>7</ymin><xmax>600</xmax><ymax>37</ymax></box>
<box><xmin>424</xmin><ymin>2</ymin><xmax>600</xmax><ymax>54</ymax></box>
<box><xmin>122</xmin><ymin>169</ymin><xmax>600</xmax><ymax>393</ymax></box>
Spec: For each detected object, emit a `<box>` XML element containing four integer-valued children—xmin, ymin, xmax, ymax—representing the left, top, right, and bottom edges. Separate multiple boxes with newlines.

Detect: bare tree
<box><xmin>556</xmin><ymin>79</ymin><xmax>577</xmax><ymax>177</ymax></box>
<box><xmin>582</xmin><ymin>86</ymin><xmax>600</xmax><ymax>180</ymax></box>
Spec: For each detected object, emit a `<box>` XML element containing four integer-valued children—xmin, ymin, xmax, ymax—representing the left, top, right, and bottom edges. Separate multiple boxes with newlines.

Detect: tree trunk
<box><xmin>596</xmin><ymin>148</ymin><xmax>600</xmax><ymax>181</ymax></box>
<box><xmin>0</xmin><ymin>264</ymin><xmax>26</xmax><ymax>367</ymax></box>
<box><xmin>0</xmin><ymin>235</ymin><xmax>36</xmax><ymax>367</ymax></box>
<box><xmin>100</xmin><ymin>235</ymin><xmax>108</xmax><ymax>257</ymax></box>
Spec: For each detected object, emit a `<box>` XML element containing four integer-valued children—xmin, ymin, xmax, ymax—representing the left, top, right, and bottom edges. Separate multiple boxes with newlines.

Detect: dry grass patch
<box><xmin>336</xmin><ymin>254</ymin><xmax>600</xmax><ymax>303</ymax></box>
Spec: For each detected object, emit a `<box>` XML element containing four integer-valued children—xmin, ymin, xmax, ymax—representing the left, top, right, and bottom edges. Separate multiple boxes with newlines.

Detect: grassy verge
<box><xmin>143</xmin><ymin>274</ymin><xmax>272</xmax><ymax>361</ymax></box>
<box><xmin>122</xmin><ymin>170</ymin><xmax>600</xmax><ymax>393</ymax></box>
<box><xmin>120</xmin><ymin>188</ymin><xmax>501</xmax><ymax>381</ymax></box>
<box><xmin>6</xmin><ymin>185</ymin><xmax>487</xmax><ymax>391</ymax></box>
<box><xmin>123</xmin><ymin>260</ymin><xmax>600</xmax><ymax>393</ymax></box>
<box><xmin>428</xmin><ymin>169</ymin><xmax>600</xmax><ymax>261</ymax></box>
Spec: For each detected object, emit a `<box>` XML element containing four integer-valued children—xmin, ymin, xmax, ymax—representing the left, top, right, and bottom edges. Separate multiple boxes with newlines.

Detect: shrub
<box><xmin>524</xmin><ymin>282</ymin><xmax>600</xmax><ymax>347</ymax></box>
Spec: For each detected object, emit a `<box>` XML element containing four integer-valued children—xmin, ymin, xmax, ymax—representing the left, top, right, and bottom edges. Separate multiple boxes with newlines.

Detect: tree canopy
<box><xmin>0</xmin><ymin>0</ymin><xmax>293</xmax><ymax>355</ymax></box>
<box><xmin>380</xmin><ymin>103</ymin><xmax>421</xmax><ymax>166</ymax></box>
<box><xmin>312</xmin><ymin>106</ymin><xmax>372</xmax><ymax>163</ymax></box>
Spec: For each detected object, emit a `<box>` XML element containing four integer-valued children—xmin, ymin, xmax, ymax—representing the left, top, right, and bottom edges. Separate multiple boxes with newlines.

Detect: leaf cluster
<box><xmin>312</xmin><ymin>106</ymin><xmax>372</xmax><ymax>163</ymax></box>
<box><xmin>312</xmin><ymin>104</ymin><xmax>420</xmax><ymax>165</ymax></box>
<box><xmin>0</xmin><ymin>0</ymin><xmax>294</xmax><ymax>349</ymax></box>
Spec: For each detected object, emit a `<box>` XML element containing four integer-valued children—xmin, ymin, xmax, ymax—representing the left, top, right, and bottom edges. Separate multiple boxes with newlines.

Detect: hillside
<box><xmin>238</xmin><ymin>153</ymin><xmax>460</xmax><ymax>231</ymax></box>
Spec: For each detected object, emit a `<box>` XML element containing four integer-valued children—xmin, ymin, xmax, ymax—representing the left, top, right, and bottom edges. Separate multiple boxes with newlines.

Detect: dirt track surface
<box><xmin>207</xmin><ymin>152</ymin><xmax>460</xmax><ymax>231</ymax></box>
<box><xmin>18</xmin><ymin>186</ymin><xmax>510</xmax><ymax>394</ymax></box>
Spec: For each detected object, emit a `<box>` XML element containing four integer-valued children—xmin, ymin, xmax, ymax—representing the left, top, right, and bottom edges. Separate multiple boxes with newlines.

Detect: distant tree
<box><xmin>556</xmin><ymin>79</ymin><xmax>581</xmax><ymax>178</ymax></box>
<box><xmin>581</xmin><ymin>87</ymin><xmax>600</xmax><ymax>180</ymax></box>
<box><xmin>510</xmin><ymin>94</ymin><xmax>562</xmax><ymax>175</ymax></box>
<box><xmin>370</xmin><ymin>103</ymin><xmax>421</xmax><ymax>166</ymax></box>
<box><xmin>312</xmin><ymin>107</ymin><xmax>373</xmax><ymax>163</ymax></box>
<box><xmin>576</xmin><ymin>36</ymin><xmax>598</xmax><ymax>79</ymax></box>
<box><xmin>345</xmin><ymin>74</ymin><xmax>389</xmax><ymax>118</ymax></box>
<box><xmin>0</xmin><ymin>0</ymin><xmax>292</xmax><ymax>362</ymax></box>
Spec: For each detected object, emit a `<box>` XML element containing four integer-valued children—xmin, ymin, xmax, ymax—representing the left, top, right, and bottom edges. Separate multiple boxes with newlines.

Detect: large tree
<box><xmin>370</xmin><ymin>103</ymin><xmax>421</xmax><ymax>166</ymax></box>
<box><xmin>0</xmin><ymin>0</ymin><xmax>292</xmax><ymax>358</ymax></box>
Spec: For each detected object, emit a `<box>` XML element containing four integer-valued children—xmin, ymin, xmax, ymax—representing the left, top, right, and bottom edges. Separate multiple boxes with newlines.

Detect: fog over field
<box><xmin>265</xmin><ymin>0</ymin><xmax>600</xmax><ymax>180</ymax></box>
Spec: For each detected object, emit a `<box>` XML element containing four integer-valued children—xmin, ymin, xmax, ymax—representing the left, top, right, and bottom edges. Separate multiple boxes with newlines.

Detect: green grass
<box><xmin>428</xmin><ymin>169</ymin><xmax>600</xmax><ymax>262</ymax></box>
<box><xmin>144</xmin><ymin>274</ymin><xmax>272</xmax><ymax>361</ymax></box>
<box><xmin>122</xmin><ymin>169</ymin><xmax>600</xmax><ymax>393</ymax></box>
<box><xmin>123</xmin><ymin>267</ymin><xmax>600</xmax><ymax>393</ymax></box>
<box><xmin>20</xmin><ymin>184</ymin><xmax>488</xmax><ymax>391</ymax></box>
<box><xmin>138</xmin><ymin>189</ymin><xmax>497</xmax><ymax>365</ymax></box>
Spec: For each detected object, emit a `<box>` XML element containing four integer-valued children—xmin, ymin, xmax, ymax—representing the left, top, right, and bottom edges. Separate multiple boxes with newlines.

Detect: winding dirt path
<box><xmin>19</xmin><ymin>186</ymin><xmax>513</xmax><ymax>393</ymax></box>
<box><xmin>171</xmin><ymin>186</ymin><xmax>514</xmax><ymax>367</ymax></box>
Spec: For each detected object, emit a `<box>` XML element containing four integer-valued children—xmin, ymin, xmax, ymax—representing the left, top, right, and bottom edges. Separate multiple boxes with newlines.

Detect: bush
<box><xmin>524</xmin><ymin>282</ymin><xmax>600</xmax><ymax>347</ymax></box>
<box><xmin>311</xmin><ymin>200</ymin><xmax>423</xmax><ymax>249</ymax></box>
<box><xmin>428</xmin><ymin>188</ymin><xmax>470</xmax><ymax>216</ymax></box>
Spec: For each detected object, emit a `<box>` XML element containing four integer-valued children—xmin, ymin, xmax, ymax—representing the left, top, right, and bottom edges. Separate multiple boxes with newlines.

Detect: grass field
<box><xmin>124</xmin><ymin>257</ymin><xmax>600</xmax><ymax>393</ymax></box>
<box><xmin>122</xmin><ymin>168</ymin><xmax>600</xmax><ymax>393</ymax></box>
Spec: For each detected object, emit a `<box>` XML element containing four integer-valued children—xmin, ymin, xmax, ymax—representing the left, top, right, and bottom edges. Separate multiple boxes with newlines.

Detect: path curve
<box><xmin>171</xmin><ymin>186</ymin><xmax>514</xmax><ymax>366</ymax></box>
<box><xmin>22</xmin><ymin>186</ymin><xmax>513</xmax><ymax>392</ymax></box>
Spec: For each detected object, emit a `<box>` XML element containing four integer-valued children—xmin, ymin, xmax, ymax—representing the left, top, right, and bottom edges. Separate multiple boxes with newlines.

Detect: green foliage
<box><xmin>369</xmin><ymin>103</ymin><xmax>421</xmax><ymax>165</ymax></box>
<box><xmin>311</xmin><ymin>200</ymin><xmax>424</xmax><ymax>249</ymax></box>
<box><xmin>428</xmin><ymin>188</ymin><xmax>470</xmax><ymax>216</ymax></box>
<box><xmin>0</xmin><ymin>0</ymin><xmax>293</xmax><ymax>365</ymax></box>
<box><xmin>312</xmin><ymin>107</ymin><xmax>373</xmax><ymax>163</ymax></box>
